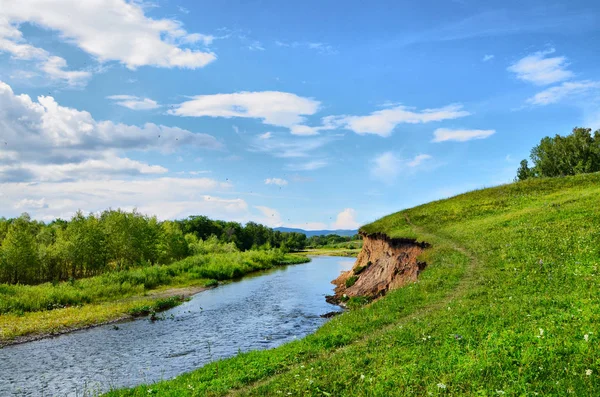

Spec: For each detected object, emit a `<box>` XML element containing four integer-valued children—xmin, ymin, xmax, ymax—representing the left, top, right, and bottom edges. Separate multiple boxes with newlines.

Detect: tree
<box><xmin>517</xmin><ymin>127</ymin><xmax>600</xmax><ymax>180</ymax></box>
<box><xmin>0</xmin><ymin>214</ymin><xmax>38</xmax><ymax>284</ymax></box>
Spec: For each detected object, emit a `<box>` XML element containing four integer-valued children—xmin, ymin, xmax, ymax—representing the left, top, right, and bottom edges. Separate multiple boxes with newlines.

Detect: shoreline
<box><xmin>0</xmin><ymin>252</ymin><xmax>353</xmax><ymax>349</ymax></box>
<box><xmin>0</xmin><ymin>285</ymin><xmax>211</xmax><ymax>349</ymax></box>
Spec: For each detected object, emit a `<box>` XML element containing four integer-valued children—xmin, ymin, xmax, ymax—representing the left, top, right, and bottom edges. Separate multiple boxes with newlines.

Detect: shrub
<box><xmin>345</xmin><ymin>275</ymin><xmax>359</xmax><ymax>288</ymax></box>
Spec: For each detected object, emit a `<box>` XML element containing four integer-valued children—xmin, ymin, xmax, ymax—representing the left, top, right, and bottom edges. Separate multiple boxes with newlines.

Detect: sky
<box><xmin>0</xmin><ymin>0</ymin><xmax>599</xmax><ymax>230</ymax></box>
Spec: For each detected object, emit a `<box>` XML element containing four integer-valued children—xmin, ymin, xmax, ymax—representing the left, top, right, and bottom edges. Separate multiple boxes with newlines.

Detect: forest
<box><xmin>0</xmin><ymin>210</ymin><xmax>358</xmax><ymax>285</ymax></box>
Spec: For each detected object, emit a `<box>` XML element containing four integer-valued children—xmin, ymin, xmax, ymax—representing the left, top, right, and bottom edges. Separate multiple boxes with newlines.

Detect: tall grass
<box><xmin>0</xmin><ymin>250</ymin><xmax>308</xmax><ymax>315</ymax></box>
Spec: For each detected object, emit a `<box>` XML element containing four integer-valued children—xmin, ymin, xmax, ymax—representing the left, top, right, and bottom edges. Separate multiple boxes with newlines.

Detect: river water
<box><xmin>0</xmin><ymin>256</ymin><xmax>353</xmax><ymax>396</ymax></box>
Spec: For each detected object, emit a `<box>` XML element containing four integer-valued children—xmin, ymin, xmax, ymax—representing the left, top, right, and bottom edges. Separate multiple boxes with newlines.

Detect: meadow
<box><xmin>0</xmin><ymin>250</ymin><xmax>308</xmax><ymax>345</ymax></box>
<box><xmin>108</xmin><ymin>172</ymin><xmax>600</xmax><ymax>396</ymax></box>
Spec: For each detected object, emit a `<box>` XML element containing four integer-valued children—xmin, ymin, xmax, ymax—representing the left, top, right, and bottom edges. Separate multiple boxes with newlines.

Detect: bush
<box><xmin>345</xmin><ymin>275</ymin><xmax>359</xmax><ymax>288</ymax></box>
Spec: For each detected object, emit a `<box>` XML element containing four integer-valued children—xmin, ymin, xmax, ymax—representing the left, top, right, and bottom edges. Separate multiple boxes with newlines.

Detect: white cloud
<box><xmin>407</xmin><ymin>154</ymin><xmax>432</xmax><ymax>167</ymax></box>
<box><xmin>527</xmin><ymin>80</ymin><xmax>600</xmax><ymax>105</ymax></box>
<box><xmin>332</xmin><ymin>208</ymin><xmax>360</xmax><ymax>229</ymax></box>
<box><xmin>107</xmin><ymin>94</ymin><xmax>160</xmax><ymax>110</ymax></box>
<box><xmin>331</xmin><ymin>104</ymin><xmax>470</xmax><ymax>137</ymax></box>
<box><xmin>1</xmin><ymin>0</ymin><xmax>216</xmax><ymax>70</ymax></box>
<box><xmin>0</xmin><ymin>80</ymin><xmax>221</xmax><ymax>182</ymax></box>
<box><xmin>0</xmin><ymin>178</ymin><xmax>240</xmax><ymax>220</ymax></box>
<box><xmin>169</xmin><ymin>91</ymin><xmax>320</xmax><ymax>132</ymax></box>
<box><xmin>508</xmin><ymin>49</ymin><xmax>573</xmax><ymax>86</ymax></box>
<box><xmin>265</xmin><ymin>178</ymin><xmax>288</xmax><ymax>186</ymax></box>
<box><xmin>285</xmin><ymin>160</ymin><xmax>328</xmax><ymax>171</ymax></box>
<box><xmin>482</xmin><ymin>54</ymin><xmax>494</xmax><ymax>62</ymax></box>
<box><xmin>258</xmin><ymin>132</ymin><xmax>272</xmax><ymax>139</ymax></box>
<box><xmin>14</xmin><ymin>198</ymin><xmax>48</xmax><ymax>210</ymax></box>
<box><xmin>250</xmin><ymin>134</ymin><xmax>332</xmax><ymax>159</ymax></box>
<box><xmin>275</xmin><ymin>40</ymin><xmax>337</xmax><ymax>55</ymax></box>
<box><xmin>371</xmin><ymin>152</ymin><xmax>402</xmax><ymax>181</ymax></box>
<box><xmin>370</xmin><ymin>152</ymin><xmax>433</xmax><ymax>182</ymax></box>
<box><xmin>432</xmin><ymin>128</ymin><xmax>495</xmax><ymax>142</ymax></box>
<box><xmin>0</xmin><ymin>17</ymin><xmax>91</xmax><ymax>86</ymax></box>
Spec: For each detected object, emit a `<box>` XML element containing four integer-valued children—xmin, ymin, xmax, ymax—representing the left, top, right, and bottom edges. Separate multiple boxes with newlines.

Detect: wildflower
<box><xmin>584</xmin><ymin>334</ymin><xmax>589</xmax><ymax>342</ymax></box>
<box><xmin>437</xmin><ymin>383</ymin><xmax>447</xmax><ymax>389</ymax></box>
<box><xmin>539</xmin><ymin>328</ymin><xmax>544</xmax><ymax>336</ymax></box>
<box><xmin>496</xmin><ymin>391</ymin><xmax>506</xmax><ymax>395</ymax></box>
<box><xmin>360</xmin><ymin>374</ymin><xmax>365</xmax><ymax>380</ymax></box>
<box><xmin>586</xmin><ymin>369</ymin><xmax>592</xmax><ymax>376</ymax></box>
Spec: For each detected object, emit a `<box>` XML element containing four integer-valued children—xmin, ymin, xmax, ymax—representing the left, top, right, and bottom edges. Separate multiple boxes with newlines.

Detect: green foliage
<box><xmin>353</xmin><ymin>261</ymin><xmax>371</xmax><ymax>275</ymax></box>
<box><xmin>110</xmin><ymin>172</ymin><xmax>600</xmax><ymax>397</ymax></box>
<box><xmin>345</xmin><ymin>275</ymin><xmax>358</xmax><ymax>288</ymax></box>
<box><xmin>0</xmin><ymin>209</ymin><xmax>317</xmax><ymax>285</ymax></box>
<box><xmin>0</xmin><ymin>250</ymin><xmax>308</xmax><ymax>315</ymax></box>
<box><xmin>517</xmin><ymin>127</ymin><xmax>600</xmax><ymax>180</ymax></box>
<box><xmin>346</xmin><ymin>295</ymin><xmax>372</xmax><ymax>310</ymax></box>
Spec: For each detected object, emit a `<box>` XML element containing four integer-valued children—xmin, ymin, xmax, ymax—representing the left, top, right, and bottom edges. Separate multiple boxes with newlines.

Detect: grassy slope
<box><xmin>110</xmin><ymin>173</ymin><xmax>600</xmax><ymax>396</ymax></box>
<box><xmin>0</xmin><ymin>251</ymin><xmax>308</xmax><ymax>345</ymax></box>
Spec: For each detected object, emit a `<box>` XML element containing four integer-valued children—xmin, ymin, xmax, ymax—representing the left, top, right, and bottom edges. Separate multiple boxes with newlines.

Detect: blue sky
<box><xmin>0</xmin><ymin>0</ymin><xmax>599</xmax><ymax>229</ymax></box>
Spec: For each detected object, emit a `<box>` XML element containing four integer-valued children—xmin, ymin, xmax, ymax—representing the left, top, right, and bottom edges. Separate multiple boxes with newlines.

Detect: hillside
<box><xmin>274</xmin><ymin>227</ymin><xmax>358</xmax><ymax>237</ymax></box>
<box><xmin>110</xmin><ymin>173</ymin><xmax>600</xmax><ymax>396</ymax></box>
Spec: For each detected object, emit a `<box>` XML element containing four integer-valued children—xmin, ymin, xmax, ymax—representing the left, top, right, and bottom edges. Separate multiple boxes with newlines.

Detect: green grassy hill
<box><xmin>109</xmin><ymin>173</ymin><xmax>600</xmax><ymax>396</ymax></box>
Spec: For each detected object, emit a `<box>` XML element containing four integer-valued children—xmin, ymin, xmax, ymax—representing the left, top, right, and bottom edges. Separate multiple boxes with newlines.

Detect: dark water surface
<box><xmin>0</xmin><ymin>256</ymin><xmax>354</xmax><ymax>396</ymax></box>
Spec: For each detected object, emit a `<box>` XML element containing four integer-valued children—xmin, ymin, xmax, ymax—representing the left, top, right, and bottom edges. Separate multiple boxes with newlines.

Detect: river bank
<box><xmin>0</xmin><ymin>256</ymin><xmax>354</xmax><ymax>396</ymax></box>
<box><xmin>0</xmin><ymin>250</ymin><xmax>309</xmax><ymax>347</ymax></box>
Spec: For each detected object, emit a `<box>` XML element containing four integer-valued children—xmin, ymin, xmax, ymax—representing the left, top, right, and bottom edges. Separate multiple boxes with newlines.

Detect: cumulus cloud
<box><xmin>329</xmin><ymin>104</ymin><xmax>470</xmax><ymax>137</ymax></box>
<box><xmin>265</xmin><ymin>178</ymin><xmax>288</xmax><ymax>186</ymax></box>
<box><xmin>432</xmin><ymin>128</ymin><xmax>495</xmax><ymax>142</ymax></box>
<box><xmin>482</xmin><ymin>54</ymin><xmax>494</xmax><ymax>62</ymax></box>
<box><xmin>332</xmin><ymin>208</ymin><xmax>360</xmax><ymax>229</ymax></box>
<box><xmin>508</xmin><ymin>49</ymin><xmax>573</xmax><ymax>86</ymax></box>
<box><xmin>107</xmin><ymin>95</ymin><xmax>160</xmax><ymax>110</ymax></box>
<box><xmin>527</xmin><ymin>80</ymin><xmax>600</xmax><ymax>105</ymax></box>
<box><xmin>1</xmin><ymin>0</ymin><xmax>216</xmax><ymax>69</ymax></box>
<box><xmin>0</xmin><ymin>80</ymin><xmax>221</xmax><ymax>181</ymax></box>
<box><xmin>169</xmin><ymin>91</ymin><xmax>321</xmax><ymax>134</ymax></box>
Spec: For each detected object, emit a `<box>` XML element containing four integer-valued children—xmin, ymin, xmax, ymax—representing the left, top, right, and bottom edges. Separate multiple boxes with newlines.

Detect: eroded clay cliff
<box><xmin>331</xmin><ymin>232</ymin><xmax>429</xmax><ymax>302</ymax></box>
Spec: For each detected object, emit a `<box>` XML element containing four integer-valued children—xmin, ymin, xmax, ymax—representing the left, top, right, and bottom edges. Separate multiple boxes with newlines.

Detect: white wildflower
<box><xmin>360</xmin><ymin>374</ymin><xmax>365</xmax><ymax>380</ymax></box>
<box><xmin>437</xmin><ymin>383</ymin><xmax>447</xmax><ymax>389</ymax></box>
<box><xmin>586</xmin><ymin>369</ymin><xmax>592</xmax><ymax>376</ymax></box>
<box><xmin>584</xmin><ymin>334</ymin><xmax>589</xmax><ymax>342</ymax></box>
<box><xmin>539</xmin><ymin>328</ymin><xmax>544</xmax><ymax>336</ymax></box>
<box><xmin>496</xmin><ymin>391</ymin><xmax>505</xmax><ymax>395</ymax></box>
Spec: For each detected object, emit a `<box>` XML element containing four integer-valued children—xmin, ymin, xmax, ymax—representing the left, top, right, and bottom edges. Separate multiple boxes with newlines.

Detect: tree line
<box><xmin>516</xmin><ymin>127</ymin><xmax>600</xmax><ymax>181</ymax></box>
<box><xmin>0</xmin><ymin>210</ymin><xmax>356</xmax><ymax>285</ymax></box>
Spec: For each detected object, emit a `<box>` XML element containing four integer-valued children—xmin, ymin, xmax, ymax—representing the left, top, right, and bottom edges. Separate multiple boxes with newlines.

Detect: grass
<box><xmin>108</xmin><ymin>172</ymin><xmax>600</xmax><ymax>396</ymax></box>
<box><xmin>0</xmin><ymin>250</ymin><xmax>309</xmax><ymax>345</ymax></box>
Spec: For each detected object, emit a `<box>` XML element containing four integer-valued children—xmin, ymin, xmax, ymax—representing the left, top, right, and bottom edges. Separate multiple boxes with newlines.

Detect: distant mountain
<box><xmin>274</xmin><ymin>227</ymin><xmax>358</xmax><ymax>237</ymax></box>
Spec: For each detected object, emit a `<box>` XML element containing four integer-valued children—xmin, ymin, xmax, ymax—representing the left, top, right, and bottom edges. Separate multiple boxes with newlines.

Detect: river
<box><xmin>0</xmin><ymin>256</ymin><xmax>353</xmax><ymax>396</ymax></box>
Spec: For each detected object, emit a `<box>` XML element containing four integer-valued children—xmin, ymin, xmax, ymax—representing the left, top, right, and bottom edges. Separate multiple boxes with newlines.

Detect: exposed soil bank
<box><xmin>330</xmin><ymin>232</ymin><xmax>429</xmax><ymax>303</ymax></box>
